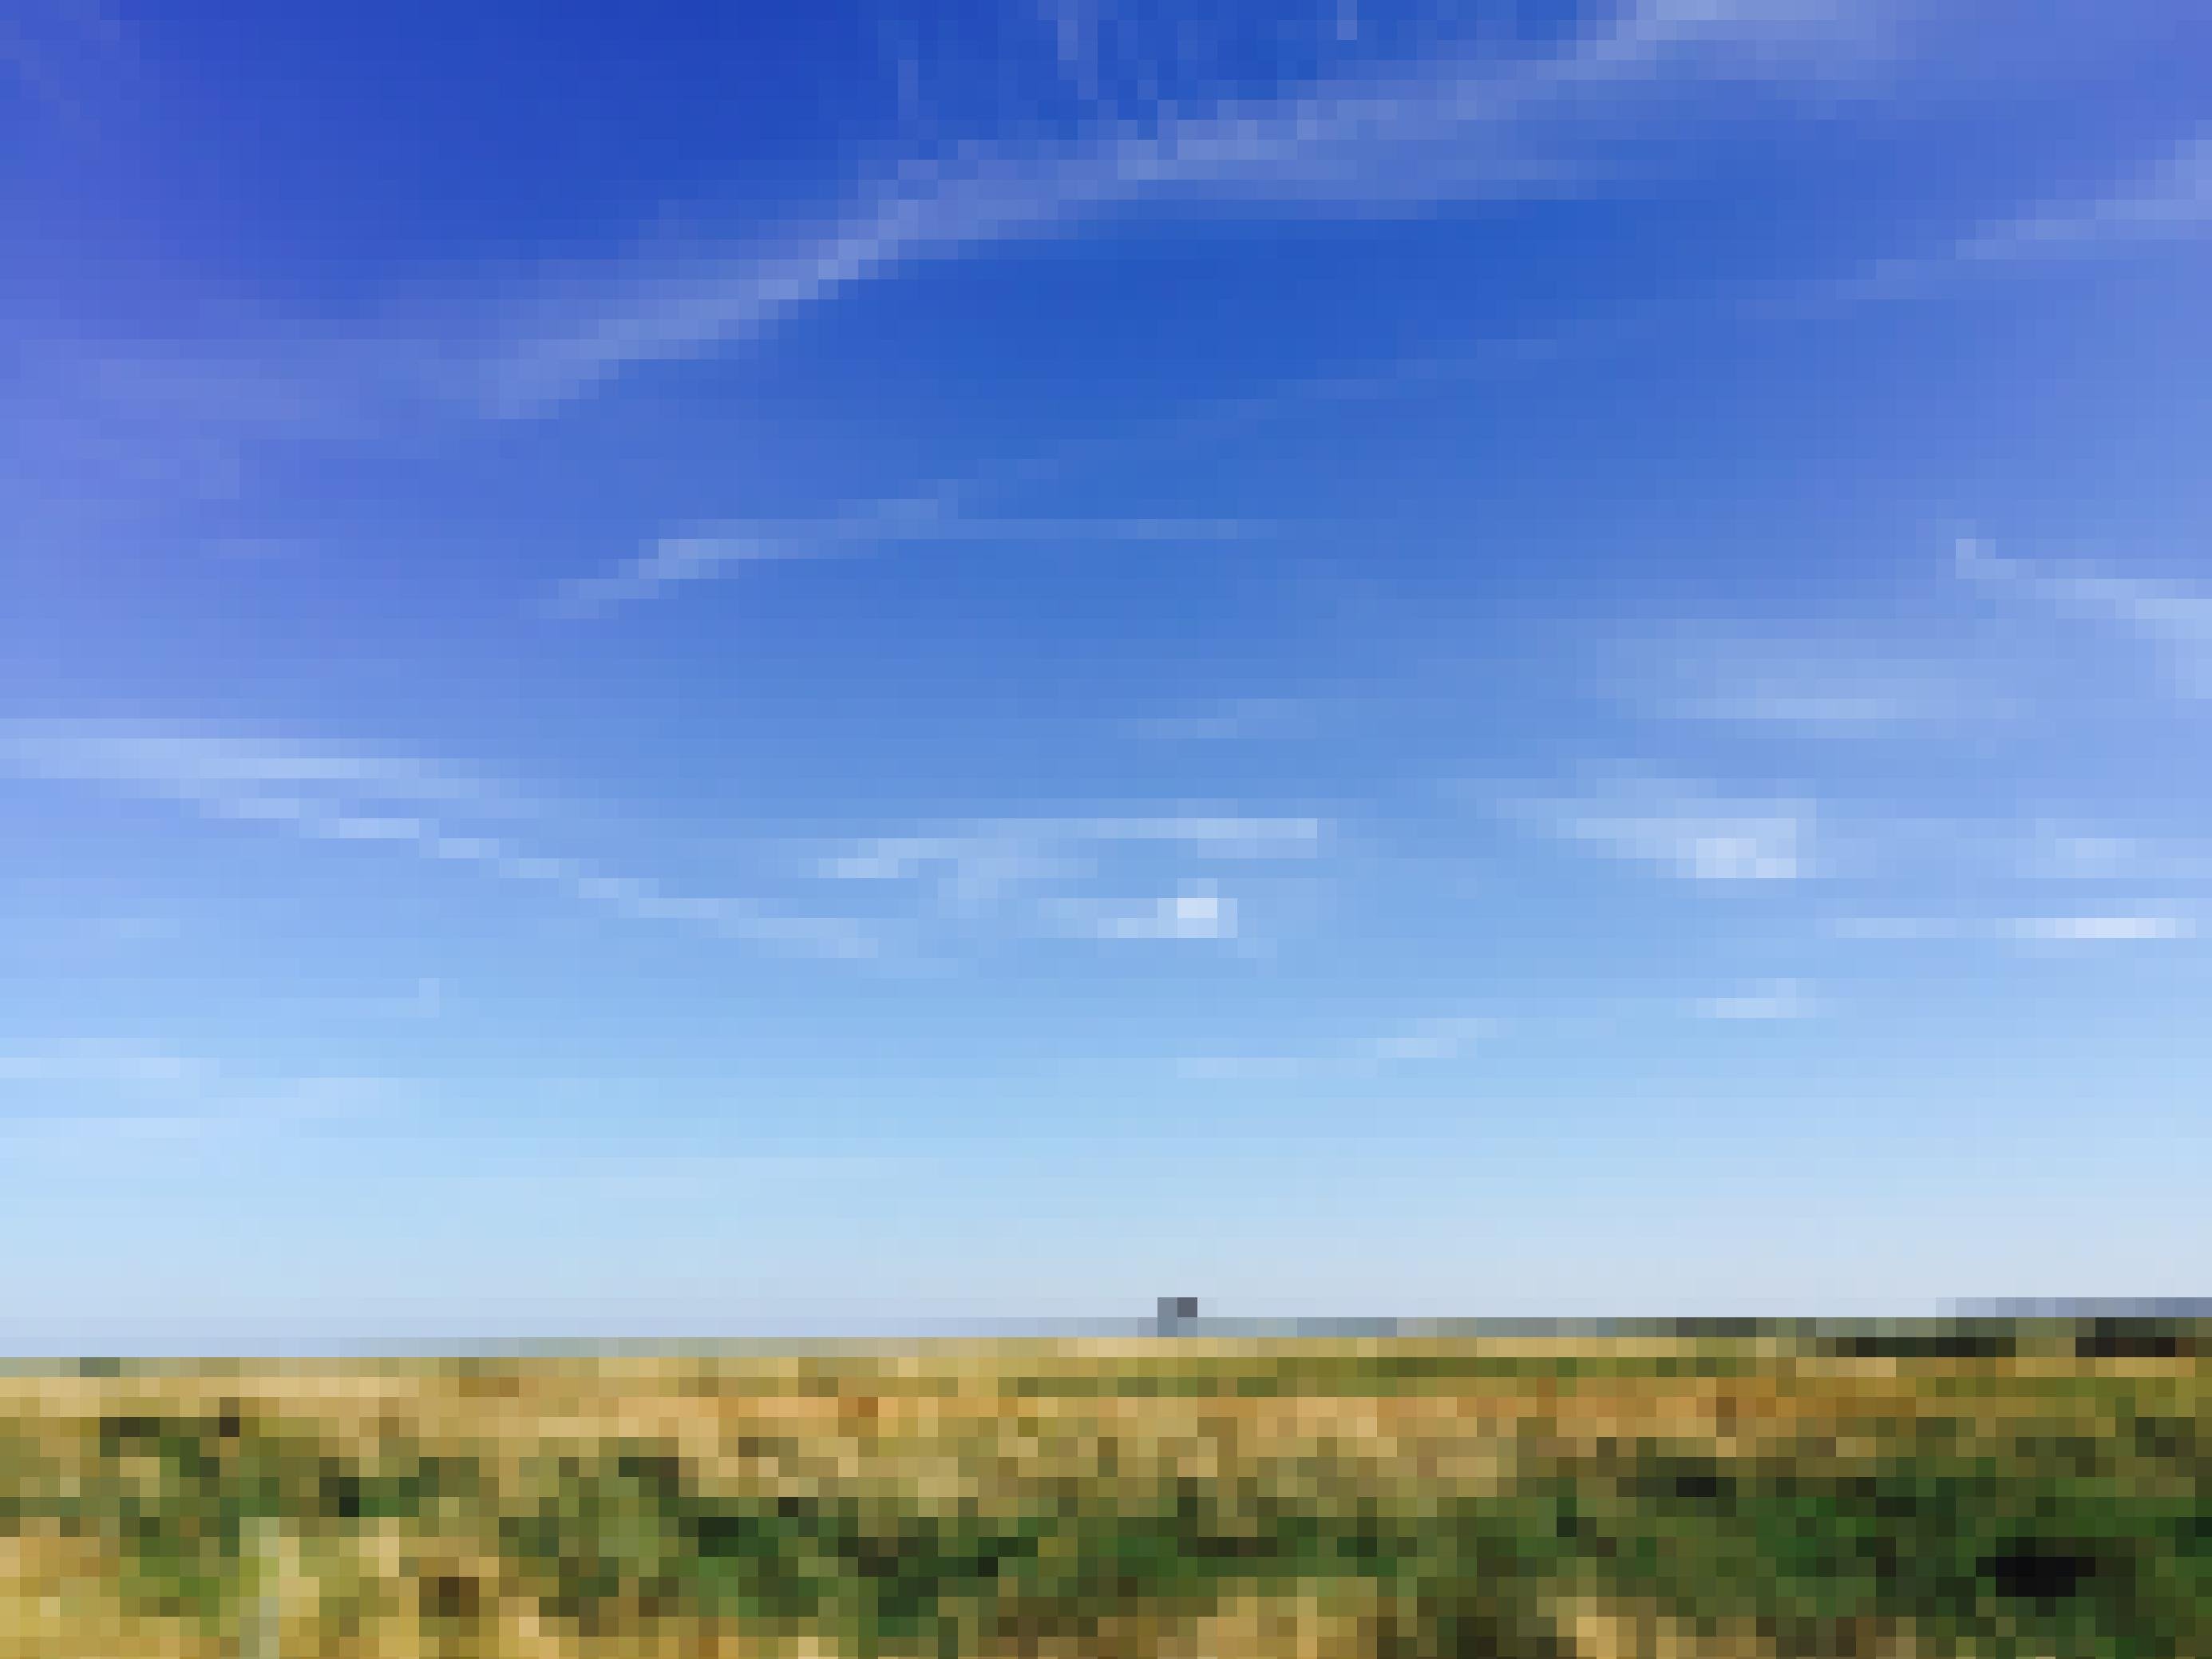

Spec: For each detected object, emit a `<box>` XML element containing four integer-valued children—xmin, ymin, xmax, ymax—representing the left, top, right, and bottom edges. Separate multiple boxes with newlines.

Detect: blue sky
<box><xmin>5</xmin><ymin>0</ymin><xmax>2211</xmax><ymax>1349</ymax></box>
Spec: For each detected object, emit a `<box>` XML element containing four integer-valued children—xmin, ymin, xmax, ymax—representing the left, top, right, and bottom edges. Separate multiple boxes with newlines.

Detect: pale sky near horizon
<box><xmin>4</xmin><ymin>0</ymin><xmax>2210</xmax><ymax>1350</ymax></box>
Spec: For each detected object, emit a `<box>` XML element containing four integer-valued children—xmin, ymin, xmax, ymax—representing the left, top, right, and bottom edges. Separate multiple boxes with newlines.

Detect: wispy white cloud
<box><xmin>1049</xmin><ymin>882</ymin><xmax>1237</xmax><ymax>943</ymax></box>
<box><xmin>1800</xmin><ymin>129</ymin><xmax>2212</xmax><ymax>310</ymax></box>
<box><xmin>2016</xmin><ymin>826</ymin><xmax>2212</xmax><ymax>885</ymax></box>
<box><xmin>1177</xmin><ymin>1012</ymin><xmax>1496</xmax><ymax>1081</ymax></box>
<box><xmin>1498</xmin><ymin>767</ymin><xmax>1815</xmax><ymax>881</ymax></box>
<box><xmin>1360</xmin><ymin>1013</ymin><xmax>1495</xmax><ymax>1063</ymax></box>
<box><xmin>224</xmin><ymin>794</ymin><xmax>880</xmax><ymax>960</ymax></box>
<box><xmin>536</xmin><ymin>117</ymin><xmax>2212</xmax><ymax>617</ymax></box>
<box><xmin>1668</xmin><ymin>683</ymin><xmax>1957</xmax><ymax>732</ymax></box>
<box><xmin>810</xmin><ymin>811</ymin><xmax>1324</xmax><ymax>947</ymax></box>
<box><xmin>1956</xmin><ymin>535</ymin><xmax>2212</xmax><ymax>697</ymax></box>
<box><xmin>0</xmin><ymin>719</ymin><xmax>521</xmax><ymax>812</ymax></box>
<box><xmin>1942</xmin><ymin>130</ymin><xmax>2212</xmax><ymax>270</ymax></box>
<box><xmin>2005</xmin><ymin>913</ymin><xmax>2196</xmax><ymax>944</ymax></box>
<box><xmin>0</xmin><ymin>327</ymin><xmax>453</xmax><ymax>544</ymax></box>
<box><xmin>556</xmin><ymin>501</ymin><xmax>1266</xmax><ymax>614</ymax></box>
<box><xmin>1833</xmin><ymin>913</ymin><xmax>2197</xmax><ymax>944</ymax></box>
<box><xmin>0</xmin><ymin>1</ymin><xmax>1917</xmax><ymax>545</ymax></box>
<box><xmin>0</xmin><ymin>720</ymin><xmax>880</xmax><ymax>960</ymax></box>
<box><xmin>476</xmin><ymin>0</ymin><xmax>1873</xmax><ymax>417</ymax></box>
<box><xmin>14</xmin><ymin>7</ymin><xmax>2123</xmax><ymax>550</ymax></box>
<box><xmin>818</xmin><ymin>833</ymin><xmax>1082</xmax><ymax>899</ymax></box>
<box><xmin>1692</xmin><ymin>978</ymin><xmax>1818</xmax><ymax>1020</ymax></box>
<box><xmin>4</xmin><ymin>723</ymin><xmax>1332</xmax><ymax>962</ymax></box>
<box><xmin>0</xmin><ymin>1041</ymin><xmax>213</xmax><ymax>1090</ymax></box>
<box><xmin>0</xmin><ymin>1040</ymin><xmax>399</xmax><ymax>1142</ymax></box>
<box><xmin>833</xmin><ymin>814</ymin><xmax>1317</xmax><ymax>868</ymax></box>
<box><xmin>1619</xmin><ymin>626</ymin><xmax>2001</xmax><ymax>734</ymax></box>
<box><xmin>818</xmin><ymin>814</ymin><xmax>1324</xmax><ymax>882</ymax></box>
<box><xmin>1186</xmin><ymin>976</ymin><xmax>1834</xmax><ymax>1078</ymax></box>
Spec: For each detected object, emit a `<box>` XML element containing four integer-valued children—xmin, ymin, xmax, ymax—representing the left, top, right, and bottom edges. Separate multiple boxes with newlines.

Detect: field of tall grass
<box><xmin>1</xmin><ymin>1322</ymin><xmax>2203</xmax><ymax>1657</ymax></box>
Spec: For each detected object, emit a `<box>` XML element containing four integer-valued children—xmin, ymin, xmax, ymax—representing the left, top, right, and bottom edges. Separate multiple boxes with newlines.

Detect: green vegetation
<box><xmin>0</xmin><ymin>1324</ymin><xmax>2205</xmax><ymax>1657</ymax></box>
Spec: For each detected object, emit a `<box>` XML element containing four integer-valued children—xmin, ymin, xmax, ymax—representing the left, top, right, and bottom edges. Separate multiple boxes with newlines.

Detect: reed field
<box><xmin>1</xmin><ymin>1322</ymin><xmax>2204</xmax><ymax>1658</ymax></box>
